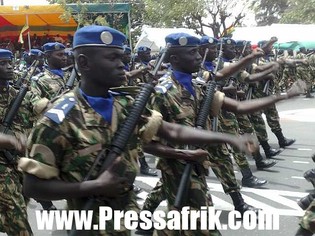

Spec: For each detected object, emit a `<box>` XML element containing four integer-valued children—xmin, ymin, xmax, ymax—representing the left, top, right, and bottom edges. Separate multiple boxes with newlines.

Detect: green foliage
<box><xmin>251</xmin><ymin>0</ymin><xmax>289</xmax><ymax>26</ymax></box>
<box><xmin>280</xmin><ymin>0</ymin><xmax>315</xmax><ymax>24</ymax></box>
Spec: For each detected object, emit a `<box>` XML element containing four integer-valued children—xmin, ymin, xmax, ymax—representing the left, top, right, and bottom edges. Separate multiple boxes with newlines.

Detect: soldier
<box><xmin>215</xmin><ymin>37</ymin><xmax>275</xmax><ymax>188</ymax></box>
<box><xmin>233</xmin><ymin>40</ymin><xmax>282</xmax><ymax>160</ymax></box>
<box><xmin>0</xmin><ymin>49</ymin><xmax>33</xmax><ymax>235</ymax></box>
<box><xmin>122</xmin><ymin>45</ymin><xmax>157</xmax><ymax>176</ymax></box>
<box><xmin>31</xmin><ymin>42</ymin><xmax>68</xmax><ymax>99</ymax></box>
<box><xmin>146</xmin><ymin>32</ymin><xmax>304</xmax><ymax>236</ymax></box>
<box><xmin>250</xmin><ymin>39</ymin><xmax>296</xmax><ymax>149</ymax></box>
<box><xmin>19</xmin><ymin>25</ymin><xmax>261</xmax><ymax>236</ymax></box>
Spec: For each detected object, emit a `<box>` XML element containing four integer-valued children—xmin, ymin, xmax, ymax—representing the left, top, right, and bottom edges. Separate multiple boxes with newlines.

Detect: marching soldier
<box><xmin>0</xmin><ymin>49</ymin><xmax>34</xmax><ymax>235</ymax></box>
<box><xmin>31</xmin><ymin>42</ymin><xmax>69</xmax><ymax>99</ymax></box>
<box><xmin>19</xmin><ymin>25</ymin><xmax>261</xmax><ymax>236</ymax></box>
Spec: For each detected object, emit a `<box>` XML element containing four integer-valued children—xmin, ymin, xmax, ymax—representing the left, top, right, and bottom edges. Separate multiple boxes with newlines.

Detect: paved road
<box><xmin>2</xmin><ymin>94</ymin><xmax>314</xmax><ymax>236</ymax></box>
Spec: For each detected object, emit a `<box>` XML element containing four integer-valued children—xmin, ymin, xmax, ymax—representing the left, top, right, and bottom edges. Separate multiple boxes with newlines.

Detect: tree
<box><xmin>280</xmin><ymin>0</ymin><xmax>315</xmax><ymax>24</ymax></box>
<box><xmin>250</xmin><ymin>0</ymin><xmax>289</xmax><ymax>26</ymax></box>
<box><xmin>144</xmin><ymin>0</ymin><xmax>249</xmax><ymax>38</ymax></box>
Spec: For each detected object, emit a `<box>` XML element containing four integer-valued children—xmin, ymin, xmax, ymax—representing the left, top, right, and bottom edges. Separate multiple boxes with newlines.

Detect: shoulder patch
<box><xmin>44</xmin><ymin>97</ymin><xmax>76</xmax><ymax>124</ymax></box>
<box><xmin>154</xmin><ymin>73</ymin><xmax>174</xmax><ymax>94</ymax></box>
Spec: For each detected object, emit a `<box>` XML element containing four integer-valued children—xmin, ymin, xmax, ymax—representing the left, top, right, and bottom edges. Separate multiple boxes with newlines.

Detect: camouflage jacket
<box><xmin>31</xmin><ymin>67</ymin><xmax>71</xmax><ymax>100</ymax></box>
<box><xmin>150</xmin><ymin>72</ymin><xmax>224</xmax><ymax>173</ymax></box>
<box><xmin>0</xmin><ymin>84</ymin><xmax>40</xmax><ymax>165</ymax></box>
<box><xmin>19</xmin><ymin>87</ymin><xmax>162</xmax><ymax>233</ymax></box>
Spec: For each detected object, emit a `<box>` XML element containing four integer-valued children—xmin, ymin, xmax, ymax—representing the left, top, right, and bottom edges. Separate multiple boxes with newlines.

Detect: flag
<box><xmin>220</xmin><ymin>25</ymin><xmax>235</xmax><ymax>38</ymax></box>
<box><xmin>18</xmin><ymin>24</ymin><xmax>30</xmax><ymax>44</ymax></box>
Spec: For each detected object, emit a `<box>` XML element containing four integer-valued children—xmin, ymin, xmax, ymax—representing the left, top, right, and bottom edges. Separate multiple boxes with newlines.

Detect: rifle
<box><xmin>65</xmin><ymin>67</ymin><xmax>78</xmax><ymax>90</ymax></box>
<box><xmin>174</xmin><ymin>78</ymin><xmax>217</xmax><ymax>209</ymax></box>
<box><xmin>0</xmin><ymin>61</ymin><xmax>39</xmax><ymax>164</ymax></box>
<box><xmin>210</xmin><ymin>39</ymin><xmax>224</xmax><ymax>132</ymax></box>
<box><xmin>69</xmin><ymin>44</ymin><xmax>169</xmax><ymax>236</ymax></box>
<box><xmin>194</xmin><ymin>48</ymin><xmax>209</xmax><ymax>84</ymax></box>
<box><xmin>14</xmin><ymin>60</ymin><xmax>38</xmax><ymax>89</ymax></box>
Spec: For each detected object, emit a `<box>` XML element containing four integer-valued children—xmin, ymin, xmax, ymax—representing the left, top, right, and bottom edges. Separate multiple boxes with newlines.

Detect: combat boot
<box><xmin>274</xmin><ymin>130</ymin><xmax>296</xmax><ymax>148</ymax></box>
<box><xmin>260</xmin><ymin>140</ymin><xmax>281</xmax><ymax>158</ymax></box>
<box><xmin>139</xmin><ymin>156</ymin><xmax>158</xmax><ymax>176</ymax></box>
<box><xmin>229</xmin><ymin>191</ymin><xmax>260</xmax><ymax>218</ymax></box>
<box><xmin>305</xmin><ymin>90</ymin><xmax>314</xmax><ymax>98</ymax></box>
<box><xmin>241</xmin><ymin>168</ymin><xmax>267</xmax><ymax>188</ymax></box>
<box><xmin>295</xmin><ymin>227</ymin><xmax>313</xmax><ymax>236</ymax></box>
<box><xmin>252</xmin><ymin>151</ymin><xmax>277</xmax><ymax>170</ymax></box>
<box><xmin>304</xmin><ymin>169</ymin><xmax>315</xmax><ymax>188</ymax></box>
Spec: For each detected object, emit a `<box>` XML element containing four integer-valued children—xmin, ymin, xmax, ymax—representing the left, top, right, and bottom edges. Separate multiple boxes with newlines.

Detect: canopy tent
<box><xmin>0</xmin><ymin>5</ymin><xmax>78</xmax><ymax>38</ymax></box>
<box><xmin>273</xmin><ymin>41</ymin><xmax>315</xmax><ymax>50</ymax></box>
<box><xmin>232</xmin><ymin>24</ymin><xmax>315</xmax><ymax>45</ymax></box>
<box><xmin>135</xmin><ymin>27</ymin><xmax>200</xmax><ymax>53</ymax></box>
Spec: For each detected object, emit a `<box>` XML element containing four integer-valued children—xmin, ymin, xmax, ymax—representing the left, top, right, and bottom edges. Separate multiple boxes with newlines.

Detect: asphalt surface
<box><xmin>2</xmin><ymin>93</ymin><xmax>314</xmax><ymax>236</ymax></box>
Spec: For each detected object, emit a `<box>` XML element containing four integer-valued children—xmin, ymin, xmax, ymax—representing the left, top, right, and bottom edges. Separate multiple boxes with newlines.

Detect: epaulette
<box><xmin>44</xmin><ymin>97</ymin><xmax>76</xmax><ymax>124</ymax></box>
<box><xmin>110</xmin><ymin>86</ymin><xmax>141</xmax><ymax>96</ymax></box>
<box><xmin>154</xmin><ymin>73</ymin><xmax>174</xmax><ymax>94</ymax></box>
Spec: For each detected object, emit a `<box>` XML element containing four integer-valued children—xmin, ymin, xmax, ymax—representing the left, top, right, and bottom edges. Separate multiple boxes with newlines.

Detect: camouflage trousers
<box><xmin>219</xmin><ymin>111</ymin><xmax>250</xmax><ymax>170</ymax></box>
<box><xmin>297</xmin><ymin>66</ymin><xmax>313</xmax><ymax>91</ymax></box>
<box><xmin>299</xmin><ymin>199</ymin><xmax>315</xmax><ymax>233</ymax></box>
<box><xmin>251</xmin><ymin>88</ymin><xmax>282</xmax><ymax>135</ymax></box>
<box><xmin>0</xmin><ymin>163</ymin><xmax>33</xmax><ymax>235</ymax></box>
<box><xmin>155</xmin><ymin>162</ymin><xmax>221</xmax><ymax>236</ymax></box>
<box><xmin>142</xmin><ymin>179</ymin><xmax>166</xmax><ymax>213</ymax></box>
<box><xmin>236</xmin><ymin>113</ymin><xmax>255</xmax><ymax>135</ymax></box>
<box><xmin>208</xmin><ymin>145</ymin><xmax>240</xmax><ymax>194</ymax></box>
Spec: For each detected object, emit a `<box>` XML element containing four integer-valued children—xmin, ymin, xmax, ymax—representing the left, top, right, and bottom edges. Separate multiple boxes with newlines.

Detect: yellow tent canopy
<box><xmin>0</xmin><ymin>5</ymin><xmax>77</xmax><ymax>38</ymax></box>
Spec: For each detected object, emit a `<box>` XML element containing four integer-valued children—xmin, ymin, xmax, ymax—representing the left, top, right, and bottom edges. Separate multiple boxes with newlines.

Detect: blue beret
<box><xmin>200</xmin><ymin>36</ymin><xmax>218</xmax><ymax>45</ymax></box>
<box><xmin>0</xmin><ymin>49</ymin><xmax>13</xmax><ymax>59</ymax></box>
<box><xmin>257</xmin><ymin>40</ymin><xmax>268</xmax><ymax>47</ymax></box>
<box><xmin>30</xmin><ymin>49</ymin><xmax>43</xmax><ymax>56</ymax></box>
<box><xmin>73</xmin><ymin>25</ymin><xmax>126</xmax><ymax>49</ymax></box>
<box><xmin>220</xmin><ymin>38</ymin><xmax>236</xmax><ymax>45</ymax></box>
<box><xmin>137</xmin><ymin>46</ymin><xmax>151</xmax><ymax>53</ymax></box>
<box><xmin>123</xmin><ymin>45</ymin><xmax>131</xmax><ymax>53</ymax></box>
<box><xmin>43</xmin><ymin>42</ymin><xmax>65</xmax><ymax>52</ymax></box>
<box><xmin>165</xmin><ymin>33</ymin><xmax>200</xmax><ymax>47</ymax></box>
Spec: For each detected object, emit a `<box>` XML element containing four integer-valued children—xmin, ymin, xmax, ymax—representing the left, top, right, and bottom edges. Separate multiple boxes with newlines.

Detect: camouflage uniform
<box><xmin>19</xmin><ymin>87</ymin><xmax>162</xmax><ymax>235</ymax></box>
<box><xmin>299</xmin><ymin>199</ymin><xmax>315</xmax><ymax>233</ymax></box>
<box><xmin>0</xmin><ymin>84</ymin><xmax>36</xmax><ymax>235</ymax></box>
<box><xmin>249</xmin><ymin>57</ymin><xmax>282</xmax><ymax>137</ymax></box>
<box><xmin>31</xmin><ymin>67</ymin><xmax>70</xmax><ymax>100</ymax></box>
<box><xmin>150</xmin><ymin>72</ymin><xmax>224</xmax><ymax>236</ymax></box>
<box><xmin>219</xmin><ymin>63</ymin><xmax>251</xmax><ymax>170</ymax></box>
<box><xmin>296</xmin><ymin>53</ymin><xmax>313</xmax><ymax>92</ymax></box>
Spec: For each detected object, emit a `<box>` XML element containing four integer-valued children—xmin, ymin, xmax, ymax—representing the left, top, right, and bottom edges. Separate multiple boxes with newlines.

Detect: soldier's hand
<box><xmin>95</xmin><ymin>156</ymin><xmax>131</xmax><ymax>198</ymax></box>
<box><xmin>174</xmin><ymin>148</ymin><xmax>208</xmax><ymax>163</ymax></box>
<box><xmin>251</xmin><ymin>48</ymin><xmax>265</xmax><ymax>58</ymax></box>
<box><xmin>270</xmin><ymin>36</ymin><xmax>278</xmax><ymax>43</ymax></box>
<box><xmin>0</xmin><ymin>133</ymin><xmax>26</xmax><ymax>153</ymax></box>
<box><xmin>287</xmin><ymin>79</ymin><xmax>307</xmax><ymax>98</ymax></box>
<box><xmin>234</xmin><ymin>134</ymin><xmax>259</xmax><ymax>155</ymax></box>
<box><xmin>270</xmin><ymin>61</ymin><xmax>280</xmax><ymax>72</ymax></box>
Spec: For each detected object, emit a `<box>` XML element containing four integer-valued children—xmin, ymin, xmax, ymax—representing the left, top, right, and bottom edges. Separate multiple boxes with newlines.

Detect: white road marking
<box><xmin>293</xmin><ymin>161</ymin><xmax>310</xmax><ymax>164</ymax></box>
<box><xmin>291</xmin><ymin>176</ymin><xmax>305</xmax><ymax>180</ymax></box>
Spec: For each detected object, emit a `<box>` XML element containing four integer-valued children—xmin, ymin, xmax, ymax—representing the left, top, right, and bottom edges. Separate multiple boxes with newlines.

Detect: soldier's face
<box><xmin>122</xmin><ymin>52</ymin><xmax>131</xmax><ymax>64</ymax></box>
<box><xmin>0</xmin><ymin>59</ymin><xmax>13</xmax><ymax>81</ymax></box>
<box><xmin>47</xmin><ymin>50</ymin><xmax>67</xmax><ymax>69</ymax></box>
<box><xmin>88</xmin><ymin>47</ymin><xmax>126</xmax><ymax>88</ymax></box>
<box><xmin>207</xmin><ymin>44</ymin><xmax>217</xmax><ymax>61</ymax></box>
<box><xmin>176</xmin><ymin>47</ymin><xmax>202</xmax><ymax>73</ymax></box>
<box><xmin>138</xmin><ymin>51</ymin><xmax>151</xmax><ymax>62</ymax></box>
<box><xmin>223</xmin><ymin>45</ymin><xmax>236</xmax><ymax>60</ymax></box>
